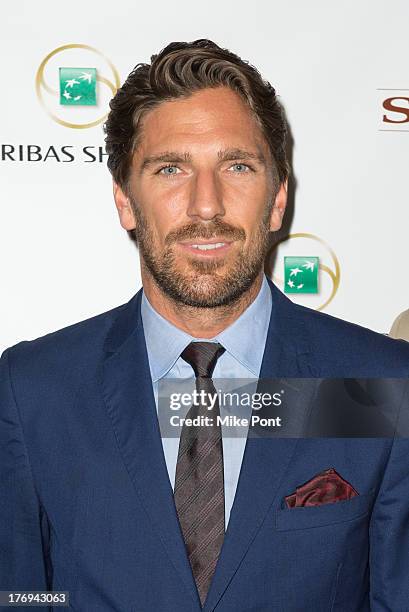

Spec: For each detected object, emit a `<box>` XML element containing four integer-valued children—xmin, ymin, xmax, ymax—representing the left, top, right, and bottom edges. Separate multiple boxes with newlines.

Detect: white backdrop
<box><xmin>1</xmin><ymin>0</ymin><xmax>408</xmax><ymax>353</ymax></box>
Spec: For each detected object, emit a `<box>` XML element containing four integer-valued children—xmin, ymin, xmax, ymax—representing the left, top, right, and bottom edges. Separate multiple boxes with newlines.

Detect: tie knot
<box><xmin>180</xmin><ymin>341</ymin><xmax>225</xmax><ymax>378</ymax></box>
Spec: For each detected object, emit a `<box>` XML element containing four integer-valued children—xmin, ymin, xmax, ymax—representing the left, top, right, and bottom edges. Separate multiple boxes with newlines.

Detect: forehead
<box><xmin>134</xmin><ymin>86</ymin><xmax>270</xmax><ymax>159</ymax></box>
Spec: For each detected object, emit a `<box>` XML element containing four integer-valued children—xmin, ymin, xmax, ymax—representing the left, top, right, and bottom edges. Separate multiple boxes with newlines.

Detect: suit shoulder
<box><xmin>294</xmin><ymin>302</ymin><xmax>409</xmax><ymax>374</ymax></box>
<box><xmin>2</xmin><ymin>298</ymin><xmax>131</xmax><ymax>375</ymax></box>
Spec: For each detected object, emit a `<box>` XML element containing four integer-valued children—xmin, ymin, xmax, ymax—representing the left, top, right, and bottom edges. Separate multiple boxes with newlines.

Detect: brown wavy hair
<box><xmin>104</xmin><ymin>39</ymin><xmax>289</xmax><ymax>193</ymax></box>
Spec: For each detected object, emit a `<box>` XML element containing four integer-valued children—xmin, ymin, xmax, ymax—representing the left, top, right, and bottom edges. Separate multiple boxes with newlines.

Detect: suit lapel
<box><xmin>203</xmin><ymin>279</ymin><xmax>313</xmax><ymax>612</ymax></box>
<box><xmin>100</xmin><ymin>280</ymin><xmax>315</xmax><ymax>612</ymax></box>
<box><xmin>100</xmin><ymin>290</ymin><xmax>201</xmax><ymax>609</ymax></box>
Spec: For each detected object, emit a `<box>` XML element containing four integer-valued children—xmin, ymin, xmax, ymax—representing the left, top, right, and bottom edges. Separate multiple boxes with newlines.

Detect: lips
<box><xmin>178</xmin><ymin>238</ymin><xmax>233</xmax><ymax>256</ymax></box>
<box><xmin>190</xmin><ymin>242</ymin><xmax>226</xmax><ymax>251</ymax></box>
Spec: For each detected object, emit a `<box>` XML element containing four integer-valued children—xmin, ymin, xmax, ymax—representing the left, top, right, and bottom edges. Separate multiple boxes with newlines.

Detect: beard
<box><xmin>129</xmin><ymin>197</ymin><xmax>272</xmax><ymax>308</ymax></box>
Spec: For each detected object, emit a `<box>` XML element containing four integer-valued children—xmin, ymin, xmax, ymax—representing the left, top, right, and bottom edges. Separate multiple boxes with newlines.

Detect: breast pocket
<box><xmin>275</xmin><ymin>489</ymin><xmax>375</xmax><ymax>531</ymax></box>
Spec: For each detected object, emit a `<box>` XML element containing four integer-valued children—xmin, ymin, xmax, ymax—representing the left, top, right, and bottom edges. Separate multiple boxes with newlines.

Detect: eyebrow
<box><xmin>140</xmin><ymin>148</ymin><xmax>266</xmax><ymax>172</ymax></box>
<box><xmin>218</xmin><ymin>148</ymin><xmax>266</xmax><ymax>164</ymax></box>
<box><xmin>141</xmin><ymin>151</ymin><xmax>192</xmax><ymax>172</ymax></box>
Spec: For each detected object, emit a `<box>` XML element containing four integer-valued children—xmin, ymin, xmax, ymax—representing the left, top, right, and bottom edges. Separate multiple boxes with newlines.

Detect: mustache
<box><xmin>164</xmin><ymin>218</ymin><xmax>246</xmax><ymax>246</ymax></box>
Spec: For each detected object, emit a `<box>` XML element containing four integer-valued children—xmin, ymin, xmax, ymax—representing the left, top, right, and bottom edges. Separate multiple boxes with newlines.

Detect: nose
<box><xmin>186</xmin><ymin>168</ymin><xmax>225</xmax><ymax>221</ymax></box>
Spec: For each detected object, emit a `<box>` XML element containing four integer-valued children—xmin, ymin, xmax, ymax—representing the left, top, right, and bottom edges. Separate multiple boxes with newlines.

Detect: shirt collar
<box><xmin>141</xmin><ymin>274</ymin><xmax>272</xmax><ymax>382</ymax></box>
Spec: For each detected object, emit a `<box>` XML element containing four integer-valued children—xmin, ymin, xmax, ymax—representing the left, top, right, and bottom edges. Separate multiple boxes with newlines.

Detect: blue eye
<box><xmin>230</xmin><ymin>163</ymin><xmax>250</xmax><ymax>172</ymax></box>
<box><xmin>159</xmin><ymin>165</ymin><xmax>180</xmax><ymax>176</ymax></box>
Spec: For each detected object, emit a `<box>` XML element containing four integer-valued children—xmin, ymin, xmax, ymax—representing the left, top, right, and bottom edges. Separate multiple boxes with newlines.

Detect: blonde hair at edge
<box><xmin>390</xmin><ymin>309</ymin><xmax>409</xmax><ymax>341</ymax></box>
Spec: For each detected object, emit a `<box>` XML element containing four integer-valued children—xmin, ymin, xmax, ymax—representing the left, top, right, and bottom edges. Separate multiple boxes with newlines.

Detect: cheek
<box><xmin>155</xmin><ymin>182</ymin><xmax>192</xmax><ymax>214</ymax></box>
<box><xmin>147</xmin><ymin>195</ymin><xmax>186</xmax><ymax>242</ymax></box>
<box><xmin>228</xmin><ymin>190</ymin><xmax>269</xmax><ymax>232</ymax></box>
<box><xmin>227</xmin><ymin>177</ymin><xmax>270</xmax><ymax>207</ymax></box>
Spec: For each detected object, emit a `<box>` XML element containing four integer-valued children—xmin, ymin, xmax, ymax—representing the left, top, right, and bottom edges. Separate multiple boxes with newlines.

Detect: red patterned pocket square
<box><xmin>285</xmin><ymin>468</ymin><xmax>359</xmax><ymax>509</ymax></box>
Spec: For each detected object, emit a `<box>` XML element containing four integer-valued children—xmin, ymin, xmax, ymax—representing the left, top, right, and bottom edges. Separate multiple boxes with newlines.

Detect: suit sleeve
<box><xmin>369</xmin><ymin>436</ymin><xmax>409</xmax><ymax>610</ymax></box>
<box><xmin>0</xmin><ymin>347</ymin><xmax>52</xmax><ymax>596</ymax></box>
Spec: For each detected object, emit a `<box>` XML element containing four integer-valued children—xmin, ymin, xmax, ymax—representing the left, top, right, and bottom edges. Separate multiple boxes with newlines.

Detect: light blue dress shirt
<box><xmin>141</xmin><ymin>274</ymin><xmax>272</xmax><ymax>527</ymax></box>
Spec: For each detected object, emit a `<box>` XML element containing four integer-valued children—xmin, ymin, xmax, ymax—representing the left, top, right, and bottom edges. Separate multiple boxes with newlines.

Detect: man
<box><xmin>390</xmin><ymin>308</ymin><xmax>409</xmax><ymax>341</ymax></box>
<box><xmin>1</xmin><ymin>39</ymin><xmax>409</xmax><ymax>611</ymax></box>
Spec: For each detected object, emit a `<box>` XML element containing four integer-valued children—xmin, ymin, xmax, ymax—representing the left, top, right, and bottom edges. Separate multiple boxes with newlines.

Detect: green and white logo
<box><xmin>59</xmin><ymin>67</ymin><xmax>97</xmax><ymax>106</ymax></box>
<box><xmin>284</xmin><ymin>256</ymin><xmax>319</xmax><ymax>294</ymax></box>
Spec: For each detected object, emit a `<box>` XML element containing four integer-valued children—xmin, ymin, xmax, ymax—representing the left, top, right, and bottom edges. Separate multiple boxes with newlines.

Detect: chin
<box><xmin>166</xmin><ymin>270</ymin><xmax>255</xmax><ymax>308</ymax></box>
<box><xmin>146</xmin><ymin>247</ymin><xmax>263</xmax><ymax>308</ymax></box>
<box><xmin>180</xmin><ymin>275</ymin><xmax>228</xmax><ymax>305</ymax></box>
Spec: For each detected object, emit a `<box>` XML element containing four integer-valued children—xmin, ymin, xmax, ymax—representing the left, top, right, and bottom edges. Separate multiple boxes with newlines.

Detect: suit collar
<box><xmin>140</xmin><ymin>274</ymin><xmax>272</xmax><ymax>382</ymax></box>
<box><xmin>103</xmin><ymin>289</ymin><xmax>142</xmax><ymax>355</ymax></box>
<box><xmin>104</xmin><ymin>277</ymin><xmax>311</xmax><ymax>365</ymax></box>
<box><xmin>262</xmin><ymin>277</ymin><xmax>311</xmax><ymax>376</ymax></box>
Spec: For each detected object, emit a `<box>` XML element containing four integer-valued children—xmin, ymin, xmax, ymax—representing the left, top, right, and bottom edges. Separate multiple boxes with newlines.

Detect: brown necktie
<box><xmin>174</xmin><ymin>341</ymin><xmax>226</xmax><ymax>606</ymax></box>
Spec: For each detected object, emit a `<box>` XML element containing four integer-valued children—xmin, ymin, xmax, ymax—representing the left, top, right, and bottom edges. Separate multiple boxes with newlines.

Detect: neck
<box><xmin>141</xmin><ymin>270</ymin><xmax>264</xmax><ymax>338</ymax></box>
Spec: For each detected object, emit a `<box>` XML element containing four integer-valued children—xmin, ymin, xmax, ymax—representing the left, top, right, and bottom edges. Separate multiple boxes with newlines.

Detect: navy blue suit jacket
<box><xmin>1</xmin><ymin>279</ymin><xmax>409</xmax><ymax>611</ymax></box>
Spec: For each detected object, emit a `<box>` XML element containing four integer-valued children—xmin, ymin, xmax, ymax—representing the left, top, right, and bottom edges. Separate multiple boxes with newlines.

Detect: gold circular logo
<box><xmin>35</xmin><ymin>43</ymin><xmax>120</xmax><ymax>129</ymax></box>
<box><xmin>268</xmin><ymin>232</ymin><xmax>341</xmax><ymax>311</ymax></box>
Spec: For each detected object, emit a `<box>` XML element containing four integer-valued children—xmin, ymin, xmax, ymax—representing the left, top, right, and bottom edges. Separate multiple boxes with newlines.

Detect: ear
<box><xmin>269</xmin><ymin>180</ymin><xmax>288</xmax><ymax>232</ymax></box>
<box><xmin>113</xmin><ymin>181</ymin><xmax>137</xmax><ymax>230</ymax></box>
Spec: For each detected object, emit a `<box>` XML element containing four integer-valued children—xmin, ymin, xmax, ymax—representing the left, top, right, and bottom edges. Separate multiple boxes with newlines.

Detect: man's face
<box><xmin>114</xmin><ymin>86</ymin><xmax>287</xmax><ymax>307</ymax></box>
